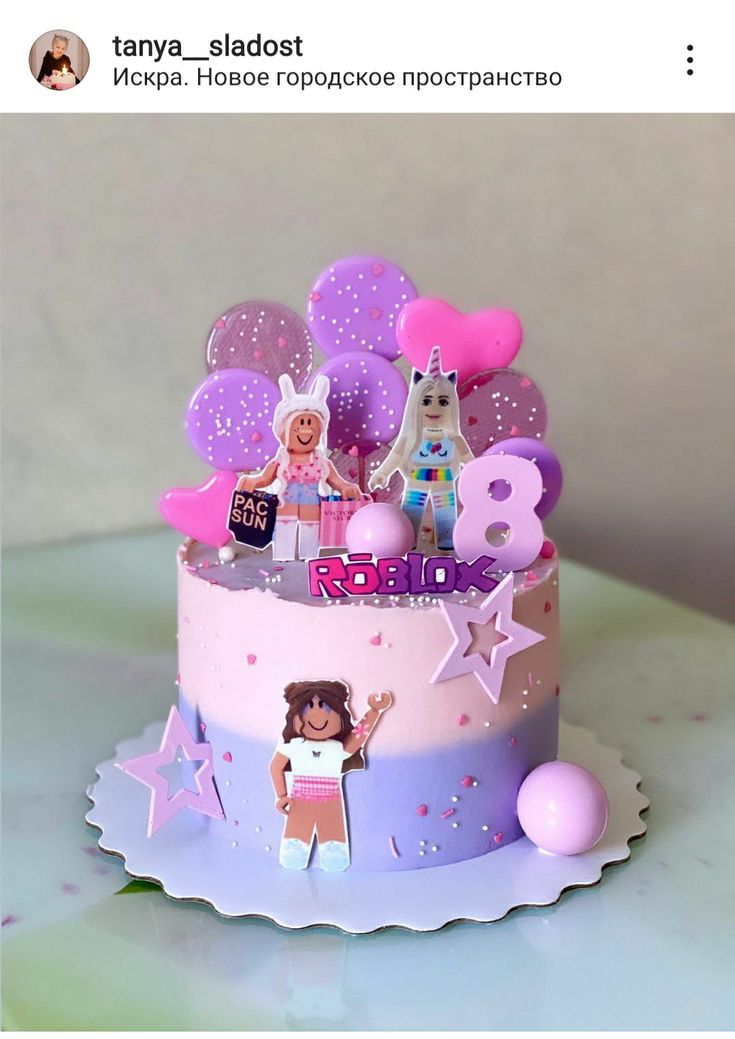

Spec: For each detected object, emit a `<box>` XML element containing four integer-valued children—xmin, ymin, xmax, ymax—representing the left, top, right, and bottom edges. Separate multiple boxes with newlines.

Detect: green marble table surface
<box><xmin>2</xmin><ymin>530</ymin><xmax>733</xmax><ymax>1030</ymax></box>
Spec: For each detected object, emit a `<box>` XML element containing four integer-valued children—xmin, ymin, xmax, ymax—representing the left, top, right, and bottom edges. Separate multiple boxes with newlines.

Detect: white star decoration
<box><xmin>431</xmin><ymin>572</ymin><xmax>545</xmax><ymax>703</ymax></box>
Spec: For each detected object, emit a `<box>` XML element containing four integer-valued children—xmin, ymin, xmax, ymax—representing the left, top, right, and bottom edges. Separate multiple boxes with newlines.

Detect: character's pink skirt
<box><xmin>291</xmin><ymin>775</ymin><xmax>341</xmax><ymax>802</ymax></box>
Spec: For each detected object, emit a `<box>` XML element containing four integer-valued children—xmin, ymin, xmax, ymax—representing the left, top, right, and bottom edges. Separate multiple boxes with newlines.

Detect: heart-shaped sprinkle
<box><xmin>526</xmin><ymin>570</ymin><xmax>538</xmax><ymax>582</ymax></box>
<box><xmin>369</xmin><ymin>633</ymin><xmax>382</xmax><ymax>646</ymax></box>
<box><xmin>347</xmin><ymin>445</ymin><xmax>360</xmax><ymax>457</ymax></box>
<box><xmin>372</xmin><ymin>263</ymin><xmax>384</xmax><ymax>276</ymax></box>
<box><xmin>370</xmin><ymin>307</ymin><xmax>382</xmax><ymax>320</ymax></box>
<box><xmin>493</xmin><ymin>832</ymin><xmax>504</xmax><ymax>844</ymax></box>
<box><xmin>460</xmin><ymin>775</ymin><xmax>474</xmax><ymax>788</ymax></box>
<box><xmin>540</xmin><ymin>539</ymin><xmax>556</xmax><ymax>559</ymax></box>
<box><xmin>253</xmin><ymin>349</ymin><xmax>264</xmax><ymax>360</ymax></box>
<box><xmin>277</xmin><ymin>336</ymin><xmax>288</xmax><ymax>349</ymax></box>
<box><xmin>508</xmin><ymin>736</ymin><xmax>518</xmax><ymax>748</ymax></box>
<box><xmin>510</xmin><ymin>425</ymin><xmax>521</xmax><ymax>436</ymax></box>
<box><xmin>467</xmin><ymin>415</ymin><xmax>478</xmax><ymax>426</ymax></box>
<box><xmin>457</xmin><ymin>713</ymin><xmax>469</xmax><ymax>726</ymax></box>
<box><xmin>246</xmin><ymin>654</ymin><xmax>257</xmax><ymax>665</ymax></box>
<box><xmin>250</xmin><ymin>431</ymin><xmax>263</xmax><ymax>443</ymax></box>
<box><xmin>544</xmin><ymin>601</ymin><xmax>552</xmax><ymax>613</ymax></box>
<box><xmin>222</xmin><ymin>751</ymin><xmax>232</xmax><ymax>763</ymax></box>
<box><xmin>520</xmin><ymin>377</ymin><xmax>531</xmax><ymax>388</ymax></box>
<box><xmin>309</xmin><ymin>291</ymin><xmax>321</xmax><ymax>303</ymax></box>
<box><xmin>416</xmin><ymin>804</ymin><xmax>428</xmax><ymax>817</ymax></box>
<box><xmin>348</xmin><ymin>468</ymin><xmax>358</xmax><ymax>478</ymax></box>
<box><xmin>214</xmin><ymin>318</ymin><xmax>226</xmax><ymax>329</ymax></box>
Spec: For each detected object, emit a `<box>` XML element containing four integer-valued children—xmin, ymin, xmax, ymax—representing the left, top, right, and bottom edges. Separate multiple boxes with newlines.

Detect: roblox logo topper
<box><xmin>307</xmin><ymin>553</ymin><xmax>500</xmax><ymax>599</ymax></box>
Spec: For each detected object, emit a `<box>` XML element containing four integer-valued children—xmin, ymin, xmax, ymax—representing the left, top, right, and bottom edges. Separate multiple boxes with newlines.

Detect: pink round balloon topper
<box><xmin>205</xmin><ymin>300</ymin><xmax>313</xmax><ymax>389</ymax></box>
<box><xmin>397</xmin><ymin>298</ymin><xmax>523</xmax><ymax>384</ymax></box>
<box><xmin>459</xmin><ymin>368</ymin><xmax>548</xmax><ymax>455</ymax></box>
<box><xmin>186</xmin><ymin>368</ymin><xmax>280</xmax><ymax>471</ymax></box>
<box><xmin>310</xmin><ymin>351</ymin><xmax>408</xmax><ymax>454</ymax></box>
<box><xmin>307</xmin><ymin>255</ymin><xmax>418</xmax><ymax>361</ymax></box>
<box><xmin>345</xmin><ymin>502</ymin><xmax>416</xmax><ymax>557</ymax></box>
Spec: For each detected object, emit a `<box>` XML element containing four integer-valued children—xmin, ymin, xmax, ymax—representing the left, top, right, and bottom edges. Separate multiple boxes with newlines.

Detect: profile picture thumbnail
<box><xmin>29</xmin><ymin>30</ymin><xmax>89</xmax><ymax>90</ymax></box>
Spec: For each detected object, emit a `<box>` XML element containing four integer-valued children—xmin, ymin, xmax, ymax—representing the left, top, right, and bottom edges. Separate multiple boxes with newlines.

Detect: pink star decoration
<box><xmin>116</xmin><ymin>705</ymin><xmax>225</xmax><ymax>837</ymax></box>
<box><xmin>431</xmin><ymin>572</ymin><xmax>545</xmax><ymax>703</ymax></box>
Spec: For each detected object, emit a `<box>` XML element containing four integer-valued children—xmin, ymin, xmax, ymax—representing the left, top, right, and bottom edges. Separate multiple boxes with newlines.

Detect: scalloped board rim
<box><xmin>85</xmin><ymin>721</ymin><xmax>649</xmax><ymax>935</ymax></box>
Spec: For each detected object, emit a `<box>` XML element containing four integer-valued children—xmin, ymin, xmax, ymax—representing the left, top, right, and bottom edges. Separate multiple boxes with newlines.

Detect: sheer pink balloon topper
<box><xmin>330</xmin><ymin>442</ymin><xmax>403</xmax><ymax>504</ymax></box>
<box><xmin>307</xmin><ymin>256</ymin><xmax>418</xmax><ymax>361</ymax></box>
<box><xmin>459</xmin><ymin>369</ymin><xmax>548</xmax><ymax>455</ymax></box>
<box><xmin>205</xmin><ymin>300</ymin><xmax>313</xmax><ymax>389</ymax></box>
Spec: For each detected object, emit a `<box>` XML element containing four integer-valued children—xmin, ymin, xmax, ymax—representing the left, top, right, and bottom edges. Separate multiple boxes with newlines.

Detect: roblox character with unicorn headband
<box><xmin>369</xmin><ymin>346</ymin><xmax>473</xmax><ymax>550</ymax></box>
<box><xmin>237</xmin><ymin>374</ymin><xmax>361</xmax><ymax>561</ymax></box>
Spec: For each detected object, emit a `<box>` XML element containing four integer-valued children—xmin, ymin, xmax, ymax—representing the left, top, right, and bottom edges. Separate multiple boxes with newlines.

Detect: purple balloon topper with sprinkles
<box><xmin>310</xmin><ymin>351</ymin><xmax>408</xmax><ymax>456</ymax></box>
<box><xmin>458</xmin><ymin>368</ymin><xmax>548</xmax><ymax>456</ymax></box>
<box><xmin>186</xmin><ymin>368</ymin><xmax>280</xmax><ymax>471</ymax></box>
<box><xmin>205</xmin><ymin>300</ymin><xmax>313</xmax><ymax>389</ymax></box>
<box><xmin>307</xmin><ymin>255</ymin><xmax>418</xmax><ymax>361</ymax></box>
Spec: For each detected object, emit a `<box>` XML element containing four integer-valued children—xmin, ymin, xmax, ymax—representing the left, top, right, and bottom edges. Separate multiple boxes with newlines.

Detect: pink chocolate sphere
<box><xmin>346</xmin><ymin>503</ymin><xmax>415</xmax><ymax>557</ymax></box>
<box><xmin>517</xmin><ymin>761</ymin><xmax>609</xmax><ymax>856</ymax></box>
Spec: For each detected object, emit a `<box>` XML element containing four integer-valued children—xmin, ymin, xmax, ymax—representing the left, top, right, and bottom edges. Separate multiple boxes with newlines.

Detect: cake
<box><xmin>113</xmin><ymin>254</ymin><xmax>608</xmax><ymax>894</ymax></box>
<box><xmin>176</xmin><ymin>540</ymin><xmax>559</xmax><ymax>871</ymax></box>
<box><xmin>46</xmin><ymin>68</ymin><xmax>76</xmax><ymax>89</ymax></box>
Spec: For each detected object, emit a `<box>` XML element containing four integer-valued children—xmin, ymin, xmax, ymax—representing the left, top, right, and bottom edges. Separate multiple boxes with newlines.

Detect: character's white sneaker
<box><xmin>279</xmin><ymin>837</ymin><xmax>311</xmax><ymax>870</ymax></box>
<box><xmin>318</xmin><ymin>840</ymin><xmax>350</xmax><ymax>872</ymax></box>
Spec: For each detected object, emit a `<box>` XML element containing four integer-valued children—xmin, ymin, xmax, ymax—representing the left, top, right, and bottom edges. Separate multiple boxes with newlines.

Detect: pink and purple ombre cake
<box><xmin>135</xmin><ymin>254</ymin><xmax>578</xmax><ymax>880</ymax></box>
<box><xmin>176</xmin><ymin>540</ymin><xmax>560</xmax><ymax>872</ymax></box>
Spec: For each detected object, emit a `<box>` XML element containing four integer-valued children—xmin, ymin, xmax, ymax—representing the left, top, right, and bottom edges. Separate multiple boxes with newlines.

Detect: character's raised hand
<box><xmin>368</xmin><ymin>691</ymin><xmax>393</xmax><ymax>712</ymax></box>
<box><xmin>341</xmin><ymin>483</ymin><xmax>362</xmax><ymax>501</ymax></box>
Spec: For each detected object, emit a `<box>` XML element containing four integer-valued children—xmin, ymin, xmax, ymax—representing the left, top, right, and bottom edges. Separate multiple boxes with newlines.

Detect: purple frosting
<box><xmin>179</xmin><ymin>692</ymin><xmax>558</xmax><ymax>873</ymax></box>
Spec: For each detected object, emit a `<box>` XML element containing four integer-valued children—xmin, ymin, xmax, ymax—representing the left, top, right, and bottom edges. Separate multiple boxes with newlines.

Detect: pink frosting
<box><xmin>177</xmin><ymin>544</ymin><xmax>559</xmax><ymax>755</ymax></box>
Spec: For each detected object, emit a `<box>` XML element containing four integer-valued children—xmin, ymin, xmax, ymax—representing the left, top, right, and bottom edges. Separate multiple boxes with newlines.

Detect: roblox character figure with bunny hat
<box><xmin>270</xmin><ymin>679</ymin><xmax>393</xmax><ymax>871</ymax></box>
<box><xmin>237</xmin><ymin>373</ymin><xmax>361</xmax><ymax>561</ymax></box>
<box><xmin>368</xmin><ymin>346</ymin><xmax>473</xmax><ymax>550</ymax></box>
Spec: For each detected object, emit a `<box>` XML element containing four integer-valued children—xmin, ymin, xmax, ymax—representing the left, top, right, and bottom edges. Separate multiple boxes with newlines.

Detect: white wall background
<box><xmin>2</xmin><ymin>114</ymin><xmax>733</xmax><ymax>619</ymax></box>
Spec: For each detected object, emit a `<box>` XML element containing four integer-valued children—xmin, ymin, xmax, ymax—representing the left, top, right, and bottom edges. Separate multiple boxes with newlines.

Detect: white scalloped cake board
<box><xmin>86</xmin><ymin>720</ymin><xmax>648</xmax><ymax>934</ymax></box>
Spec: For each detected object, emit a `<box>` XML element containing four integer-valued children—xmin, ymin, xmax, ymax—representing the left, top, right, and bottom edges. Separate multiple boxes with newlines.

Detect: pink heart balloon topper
<box><xmin>159</xmin><ymin>469</ymin><xmax>237</xmax><ymax>549</ymax></box>
<box><xmin>397</xmin><ymin>298</ymin><xmax>523</xmax><ymax>384</ymax></box>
